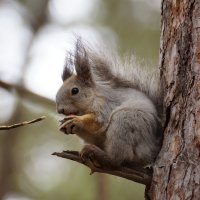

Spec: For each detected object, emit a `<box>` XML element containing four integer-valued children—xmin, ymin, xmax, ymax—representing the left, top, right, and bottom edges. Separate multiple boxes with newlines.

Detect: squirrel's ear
<box><xmin>74</xmin><ymin>39</ymin><xmax>94</xmax><ymax>86</ymax></box>
<box><xmin>62</xmin><ymin>53</ymin><xmax>74</xmax><ymax>81</ymax></box>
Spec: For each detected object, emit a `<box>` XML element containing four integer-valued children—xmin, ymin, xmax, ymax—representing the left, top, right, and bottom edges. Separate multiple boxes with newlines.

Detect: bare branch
<box><xmin>0</xmin><ymin>116</ymin><xmax>46</xmax><ymax>130</ymax></box>
<box><xmin>0</xmin><ymin>80</ymin><xmax>55</xmax><ymax>110</ymax></box>
<box><xmin>52</xmin><ymin>150</ymin><xmax>152</xmax><ymax>186</ymax></box>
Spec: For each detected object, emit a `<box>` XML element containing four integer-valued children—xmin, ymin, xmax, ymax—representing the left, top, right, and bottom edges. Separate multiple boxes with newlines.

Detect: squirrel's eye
<box><xmin>71</xmin><ymin>87</ymin><xmax>79</xmax><ymax>95</ymax></box>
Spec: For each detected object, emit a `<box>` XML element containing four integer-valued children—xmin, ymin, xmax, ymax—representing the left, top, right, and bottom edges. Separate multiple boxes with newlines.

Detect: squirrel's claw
<box><xmin>59</xmin><ymin>119</ymin><xmax>73</xmax><ymax>128</ymax></box>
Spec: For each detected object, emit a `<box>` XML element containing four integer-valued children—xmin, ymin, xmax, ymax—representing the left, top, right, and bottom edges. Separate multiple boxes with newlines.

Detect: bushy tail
<box><xmin>86</xmin><ymin>46</ymin><xmax>163</xmax><ymax>114</ymax></box>
<box><xmin>70</xmin><ymin>40</ymin><xmax>163</xmax><ymax>115</ymax></box>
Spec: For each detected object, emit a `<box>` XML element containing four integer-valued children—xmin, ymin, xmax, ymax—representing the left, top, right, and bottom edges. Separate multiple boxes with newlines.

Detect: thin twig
<box><xmin>52</xmin><ymin>150</ymin><xmax>152</xmax><ymax>186</ymax></box>
<box><xmin>0</xmin><ymin>116</ymin><xmax>46</xmax><ymax>130</ymax></box>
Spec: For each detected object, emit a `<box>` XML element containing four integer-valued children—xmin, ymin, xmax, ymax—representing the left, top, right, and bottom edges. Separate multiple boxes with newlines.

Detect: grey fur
<box><xmin>56</xmin><ymin>40</ymin><xmax>163</xmax><ymax>167</ymax></box>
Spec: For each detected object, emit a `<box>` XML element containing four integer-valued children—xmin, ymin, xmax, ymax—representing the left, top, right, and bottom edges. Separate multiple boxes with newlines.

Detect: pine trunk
<box><xmin>149</xmin><ymin>0</ymin><xmax>200</xmax><ymax>199</ymax></box>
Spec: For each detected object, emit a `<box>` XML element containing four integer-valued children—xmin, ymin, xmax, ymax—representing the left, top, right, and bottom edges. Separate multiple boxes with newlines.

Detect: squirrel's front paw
<box><xmin>59</xmin><ymin>115</ymin><xmax>83</xmax><ymax>135</ymax></box>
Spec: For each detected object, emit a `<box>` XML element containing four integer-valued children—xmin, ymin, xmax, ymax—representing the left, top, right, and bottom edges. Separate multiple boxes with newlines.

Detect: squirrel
<box><xmin>56</xmin><ymin>40</ymin><xmax>163</xmax><ymax>168</ymax></box>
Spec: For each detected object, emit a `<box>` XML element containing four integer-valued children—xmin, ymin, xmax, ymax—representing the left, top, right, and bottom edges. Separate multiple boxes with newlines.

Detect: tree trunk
<box><xmin>149</xmin><ymin>0</ymin><xmax>200</xmax><ymax>199</ymax></box>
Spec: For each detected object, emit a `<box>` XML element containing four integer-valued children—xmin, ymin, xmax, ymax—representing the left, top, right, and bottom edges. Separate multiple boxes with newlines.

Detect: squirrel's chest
<box><xmin>77</xmin><ymin>129</ymin><xmax>106</xmax><ymax>149</ymax></box>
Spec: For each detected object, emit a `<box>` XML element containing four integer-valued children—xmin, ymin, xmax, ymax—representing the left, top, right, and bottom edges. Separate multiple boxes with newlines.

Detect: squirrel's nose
<box><xmin>57</xmin><ymin>105</ymin><xmax>65</xmax><ymax>114</ymax></box>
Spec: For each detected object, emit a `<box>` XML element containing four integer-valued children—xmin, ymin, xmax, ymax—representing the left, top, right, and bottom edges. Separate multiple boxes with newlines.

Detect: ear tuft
<box><xmin>62</xmin><ymin>52</ymin><xmax>74</xmax><ymax>81</ymax></box>
<box><xmin>74</xmin><ymin>39</ymin><xmax>94</xmax><ymax>86</ymax></box>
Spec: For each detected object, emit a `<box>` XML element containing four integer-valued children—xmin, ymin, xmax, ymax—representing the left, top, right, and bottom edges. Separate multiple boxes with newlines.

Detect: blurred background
<box><xmin>0</xmin><ymin>0</ymin><xmax>161</xmax><ymax>199</ymax></box>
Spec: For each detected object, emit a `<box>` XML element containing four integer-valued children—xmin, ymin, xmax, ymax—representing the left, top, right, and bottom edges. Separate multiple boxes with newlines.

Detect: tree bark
<box><xmin>149</xmin><ymin>0</ymin><xmax>200</xmax><ymax>199</ymax></box>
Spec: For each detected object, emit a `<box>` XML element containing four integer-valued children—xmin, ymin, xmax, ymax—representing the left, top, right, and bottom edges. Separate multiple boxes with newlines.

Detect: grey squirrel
<box><xmin>56</xmin><ymin>40</ymin><xmax>163</xmax><ymax>168</ymax></box>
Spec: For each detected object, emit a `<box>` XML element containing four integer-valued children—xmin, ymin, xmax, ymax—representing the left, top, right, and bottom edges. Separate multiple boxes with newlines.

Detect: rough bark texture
<box><xmin>149</xmin><ymin>0</ymin><xmax>200</xmax><ymax>199</ymax></box>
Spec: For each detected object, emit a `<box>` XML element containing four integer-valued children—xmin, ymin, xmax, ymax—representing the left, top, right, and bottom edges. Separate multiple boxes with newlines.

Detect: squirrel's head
<box><xmin>56</xmin><ymin>40</ymin><xmax>96</xmax><ymax>116</ymax></box>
